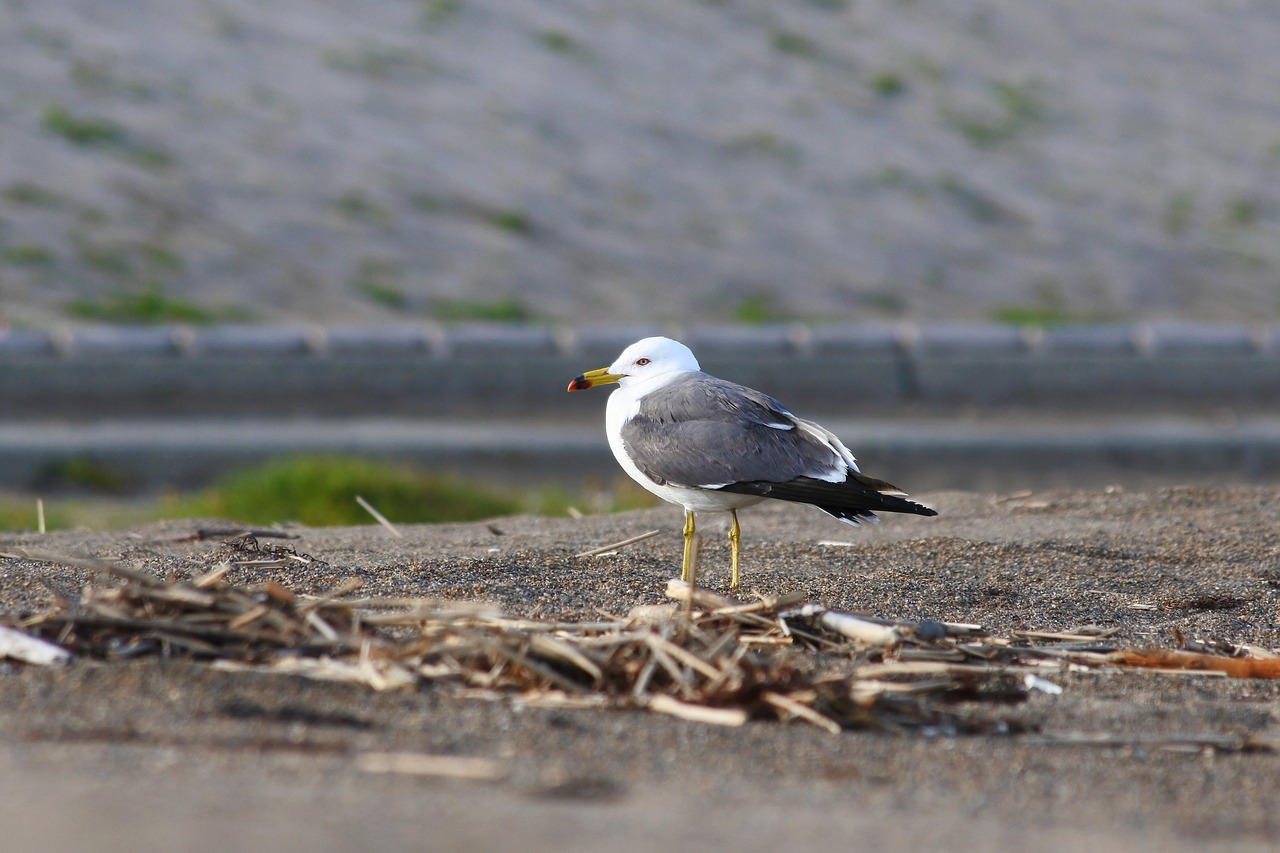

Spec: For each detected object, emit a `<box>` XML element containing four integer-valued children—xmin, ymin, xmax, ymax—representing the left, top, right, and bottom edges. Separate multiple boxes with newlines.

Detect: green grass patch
<box><xmin>70</xmin><ymin>59</ymin><xmax>159</xmax><ymax>99</ymax></box>
<box><xmin>485</xmin><ymin>209</ymin><xmax>532</xmax><ymax>233</ymax></box>
<box><xmin>946</xmin><ymin>79</ymin><xmax>1045</xmax><ymax>148</ymax></box>
<box><xmin>72</xmin><ymin>237</ymin><xmax>186</xmax><ymax>280</ymax></box>
<box><xmin>322</xmin><ymin>43</ymin><xmax>435</xmax><ymax>80</ymax></box>
<box><xmin>407</xmin><ymin>192</ymin><xmax>442</xmax><ymax>212</ymax></box>
<box><xmin>43</xmin><ymin>104</ymin><xmax>127</xmax><ymax>146</ymax></box>
<box><xmin>537</xmin><ymin>30</ymin><xmax>588</xmax><ymax>58</ymax></box>
<box><xmin>35</xmin><ymin>455</ymin><xmax>131</xmax><ymax>493</ymax></box>
<box><xmin>862</xmin><ymin>290</ymin><xmax>906</xmax><ymax>316</ymax></box>
<box><xmin>179</xmin><ymin>455</ymin><xmax>520</xmax><ymax>526</ymax></box>
<box><xmin>0</xmin><ymin>243</ymin><xmax>56</xmax><ymax>266</ymax></box>
<box><xmin>75</xmin><ymin>240</ymin><xmax>133</xmax><ymax>277</ymax></box>
<box><xmin>0</xmin><ymin>456</ymin><xmax>663</xmax><ymax>533</ymax></box>
<box><xmin>356</xmin><ymin>282</ymin><xmax>409</xmax><ymax>310</ymax></box>
<box><xmin>991</xmin><ymin>279</ymin><xmax>1081</xmax><ymax>327</ymax></box>
<box><xmin>420</xmin><ymin>0</ymin><xmax>461</xmax><ymax>26</ymax></box>
<box><xmin>67</xmin><ymin>284</ymin><xmax>227</xmax><ymax>325</ymax></box>
<box><xmin>771</xmin><ymin>30</ymin><xmax>818</xmax><ymax>58</ymax></box>
<box><xmin>125</xmin><ymin>145</ymin><xmax>176</xmax><ymax>169</ymax></box>
<box><xmin>2</xmin><ymin>182</ymin><xmax>66</xmax><ymax>207</ymax></box>
<box><xmin>1224</xmin><ymin>196</ymin><xmax>1260</xmax><ymax>227</ymax></box>
<box><xmin>333</xmin><ymin>190</ymin><xmax>393</xmax><ymax>227</ymax></box>
<box><xmin>732</xmin><ymin>292</ymin><xmax>787</xmax><ymax>324</ymax></box>
<box><xmin>870</xmin><ymin>71</ymin><xmax>906</xmax><ymax>98</ymax></box>
<box><xmin>431</xmin><ymin>296</ymin><xmax>531</xmax><ymax>323</ymax></box>
<box><xmin>43</xmin><ymin>105</ymin><xmax>174</xmax><ymax>169</ymax></box>
<box><xmin>990</xmin><ymin>305</ymin><xmax>1078</xmax><ymax>327</ymax></box>
<box><xmin>140</xmin><ymin>244</ymin><xmax>186</xmax><ymax>273</ymax></box>
<box><xmin>0</xmin><ymin>495</ymin><xmax>153</xmax><ymax>533</ymax></box>
<box><xmin>1162</xmin><ymin>191</ymin><xmax>1195</xmax><ymax>236</ymax></box>
<box><xmin>938</xmin><ymin>175</ymin><xmax>1008</xmax><ymax>224</ymax></box>
<box><xmin>351</xmin><ymin>258</ymin><xmax>408</xmax><ymax>309</ymax></box>
<box><xmin>722</xmin><ymin>130</ymin><xmax>801</xmax><ymax>164</ymax></box>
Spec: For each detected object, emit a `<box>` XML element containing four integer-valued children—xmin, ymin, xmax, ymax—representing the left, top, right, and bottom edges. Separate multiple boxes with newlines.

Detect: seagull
<box><xmin>567</xmin><ymin>336</ymin><xmax>937</xmax><ymax>588</ymax></box>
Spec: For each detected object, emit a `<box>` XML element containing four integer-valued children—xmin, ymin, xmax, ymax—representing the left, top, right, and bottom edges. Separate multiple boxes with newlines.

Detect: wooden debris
<box><xmin>355</xmin><ymin>751</ymin><xmax>505</xmax><ymax>780</ymax></box>
<box><xmin>1022</xmin><ymin>733</ymin><xmax>1278</xmax><ymax>754</ymax></box>
<box><xmin>156</xmin><ymin>528</ymin><xmax>301</xmax><ymax>543</ymax></box>
<box><xmin>761</xmin><ymin>691</ymin><xmax>841</xmax><ymax>734</ymax></box>
<box><xmin>575</xmin><ymin>529</ymin><xmax>663</xmax><ymax>558</ymax></box>
<box><xmin>820</xmin><ymin>610</ymin><xmax>902</xmax><ymax>648</ymax></box>
<box><xmin>664</xmin><ymin>579</ymin><xmax>735</xmax><ymax>610</ymax></box>
<box><xmin>356</xmin><ymin>495</ymin><xmax>404</xmax><ymax>539</ymax></box>
<box><xmin>1110</xmin><ymin>649</ymin><xmax>1280</xmax><ymax>679</ymax></box>
<box><xmin>1014</xmin><ymin>627</ymin><xmax>1120</xmax><ymax>642</ymax></box>
<box><xmin>646</xmin><ymin>695</ymin><xmax>748</xmax><ymax>727</ymax></box>
<box><xmin>0</xmin><ymin>624</ymin><xmax>72</xmax><ymax>665</ymax></box>
<box><xmin>4</xmin><ymin>549</ymin><xmax>1277</xmax><ymax>737</ymax></box>
<box><xmin>192</xmin><ymin>563</ymin><xmax>232</xmax><ymax>589</ymax></box>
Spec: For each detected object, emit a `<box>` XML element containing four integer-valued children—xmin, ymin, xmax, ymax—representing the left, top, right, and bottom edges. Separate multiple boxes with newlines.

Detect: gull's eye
<box><xmin>635</xmin><ymin>357</ymin><xmax>651</xmax><ymax>366</ymax></box>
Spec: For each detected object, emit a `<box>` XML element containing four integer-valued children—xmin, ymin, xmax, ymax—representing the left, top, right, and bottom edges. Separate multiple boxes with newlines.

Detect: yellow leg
<box><xmin>681</xmin><ymin>510</ymin><xmax>697</xmax><ymax>583</ymax></box>
<box><xmin>728</xmin><ymin>509</ymin><xmax>741</xmax><ymax>589</ymax></box>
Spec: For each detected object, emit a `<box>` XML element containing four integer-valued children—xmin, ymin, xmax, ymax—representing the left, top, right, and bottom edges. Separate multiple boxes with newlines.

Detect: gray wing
<box><xmin>619</xmin><ymin>373</ymin><xmax>845</xmax><ymax>488</ymax></box>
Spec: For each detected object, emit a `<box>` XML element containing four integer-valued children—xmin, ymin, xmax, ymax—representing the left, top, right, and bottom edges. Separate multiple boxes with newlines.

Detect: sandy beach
<box><xmin>3</xmin><ymin>485</ymin><xmax>1279</xmax><ymax>851</ymax></box>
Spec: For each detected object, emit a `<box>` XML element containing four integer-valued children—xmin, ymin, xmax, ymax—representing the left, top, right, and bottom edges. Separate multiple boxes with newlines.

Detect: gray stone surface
<box><xmin>4</xmin><ymin>322</ymin><xmax>1278</xmax><ymax>416</ymax></box>
<box><xmin>3</xmin><ymin>322</ymin><xmax>1279</xmax><ymax>492</ymax></box>
<box><xmin>3</xmin><ymin>2</ymin><xmax>1280</xmax><ymax>328</ymax></box>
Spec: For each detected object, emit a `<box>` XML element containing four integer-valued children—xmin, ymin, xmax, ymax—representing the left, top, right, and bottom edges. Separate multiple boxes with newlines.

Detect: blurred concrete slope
<box><xmin>3</xmin><ymin>0</ymin><xmax>1280</xmax><ymax>327</ymax></box>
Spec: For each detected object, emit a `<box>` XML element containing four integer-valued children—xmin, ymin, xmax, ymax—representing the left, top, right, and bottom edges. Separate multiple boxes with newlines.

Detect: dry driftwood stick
<box><xmin>527</xmin><ymin>634</ymin><xmax>605</xmax><ymax>683</ymax></box>
<box><xmin>16</xmin><ymin>548</ymin><xmax>162</xmax><ymax>586</ymax></box>
<box><xmin>575</xmin><ymin>529</ymin><xmax>663</xmax><ymax>558</ymax></box>
<box><xmin>356</xmin><ymin>752</ymin><xmax>506</xmax><ymax>780</ymax></box>
<box><xmin>0</xmin><ymin>625</ymin><xmax>72</xmax><ymax>665</ymax></box>
<box><xmin>643</xmin><ymin>636</ymin><xmax>696</xmax><ymax>696</ymax></box>
<box><xmin>228</xmin><ymin>604</ymin><xmax>272</xmax><ymax>630</ymax></box>
<box><xmin>1021</xmin><ymin>733</ymin><xmax>1278</xmax><ymax>753</ymax></box>
<box><xmin>1110</xmin><ymin>649</ymin><xmax>1280</xmax><ymax>679</ymax></box>
<box><xmin>708</xmin><ymin>592</ymin><xmax>807</xmax><ymax>618</ymax></box>
<box><xmin>475</xmin><ymin>636</ymin><xmax>588</xmax><ymax>693</ymax></box>
<box><xmin>192</xmin><ymin>564</ymin><xmax>232</xmax><ymax>588</ymax></box>
<box><xmin>646</xmin><ymin>694</ymin><xmax>748</xmax><ymax>727</ymax></box>
<box><xmin>121</xmin><ymin>584</ymin><xmax>218</xmax><ymax>608</ymax></box>
<box><xmin>644</xmin><ymin>632</ymin><xmax>723</xmax><ymax>682</ymax></box>
<box><xmin>154</xmin><ymin>528</ymin><xmax>300</xmax><ymax>543</ymax></box>
<box><xmin>664</xmin><ymin>578</ymin><xmax>737</xmax><ymax>610</ymax></box>
<box><xmin>761</xmin><ymin>691</ymin><xmax>842</xmax><ymax>735</ymax></box>
<box><xmin>820</xmin><ymin>610</ymin><xmax>902</xmax><ymax>648</ymax></box>
<box><xmin>1015</xmin><ymin>627</ymin><xmax>1120</xmax><ymax>642</ymax></box>
<box><xmin>356</xmin><ymin>495</ymin><xmax>404</xmax><ymax>539</ymax></box>
<box><xmin>151</xmin><ymin>630</ymin><xmax>222</xmax><ymax>656</ymax></box>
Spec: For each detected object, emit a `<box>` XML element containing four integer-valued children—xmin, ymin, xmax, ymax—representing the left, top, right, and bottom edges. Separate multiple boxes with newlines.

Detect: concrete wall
<box><xmin>3</xmin><ymin>323</ymin><xmax>1279</xmax><ymax>492</ymax></box>
<box><xmin>3</xmin><ymin>323</ymin><xmax>1278</xmax><ymax>420</ymax></box>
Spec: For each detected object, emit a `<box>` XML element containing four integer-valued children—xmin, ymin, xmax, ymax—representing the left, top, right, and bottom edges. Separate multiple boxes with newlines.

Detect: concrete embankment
<box><xmin>3</xmin><ymin>323</ymin><xmax>1279</xmax><ymax>492</ymax></box>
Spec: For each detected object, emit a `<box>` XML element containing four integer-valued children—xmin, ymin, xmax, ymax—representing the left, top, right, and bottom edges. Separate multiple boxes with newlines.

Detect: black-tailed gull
<box><xmin>568</xmin><ymin>336</ymin><xmax>937</xmax><ymax>588</ymax></box>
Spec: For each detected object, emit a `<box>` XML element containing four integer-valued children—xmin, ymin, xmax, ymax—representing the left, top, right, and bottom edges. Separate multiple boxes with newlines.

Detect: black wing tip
<box><xmin>717</xmin><ymin>477</ymin><xmax>939</xmax><ymax>518</ymax></box>
<box><xmin>873</xmin><ymin>498</ymin><xmax>938</xmax><ymax>518</ymax></box>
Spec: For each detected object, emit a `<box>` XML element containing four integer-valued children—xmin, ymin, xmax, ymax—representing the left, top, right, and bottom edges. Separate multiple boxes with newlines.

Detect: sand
<box><xmin>3</xmin><ymin>485</ymin><xmax>1280</xmax><ymax>852</ymax></box>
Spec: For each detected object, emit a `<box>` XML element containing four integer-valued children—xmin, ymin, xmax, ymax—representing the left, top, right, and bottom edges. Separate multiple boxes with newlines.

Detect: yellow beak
<box><xmin>567</xmin><ymin>366</ymin><xmax>624</xmax><ymax>392</ymax></box>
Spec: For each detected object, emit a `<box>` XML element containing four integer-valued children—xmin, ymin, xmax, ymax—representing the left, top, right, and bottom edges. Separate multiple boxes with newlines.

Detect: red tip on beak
<box><xmin>568</xmin><ymin>367</ymin><xmax>622</xmax><ymax>392</ymax></box>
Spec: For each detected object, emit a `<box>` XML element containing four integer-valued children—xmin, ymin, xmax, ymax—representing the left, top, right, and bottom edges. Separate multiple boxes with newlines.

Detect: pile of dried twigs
<box><xmin>3</xmin><ymin>543</ymin><xmax>1279</xmax><ymax>736</ymax></box>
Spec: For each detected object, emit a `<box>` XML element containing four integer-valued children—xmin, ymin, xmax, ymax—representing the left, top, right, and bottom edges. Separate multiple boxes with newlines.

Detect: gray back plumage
<box><xmin>619</xmin><ymin>373</ymin><xmax>842</xmax><ymax>488</ymax></box>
